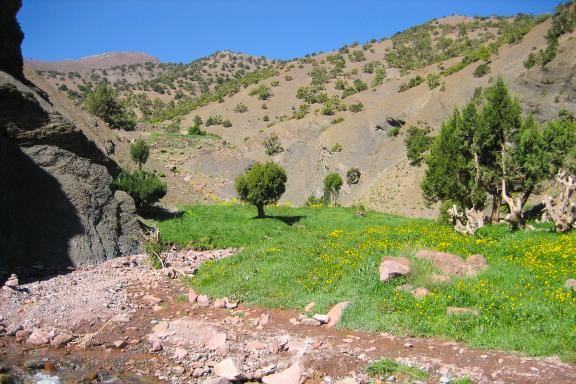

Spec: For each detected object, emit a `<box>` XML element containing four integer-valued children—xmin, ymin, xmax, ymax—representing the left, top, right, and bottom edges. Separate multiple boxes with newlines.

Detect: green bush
<box><xmin>426</xmin><ymin>73</ymin><xmax>441</xmax><ymax>89</ymax></box>
<box><xmin>398</xmin><ymin>75</ymin><xmax>424</xmax><ymax>92</ymax></box>
<box><xmin>205</xmin><ymin>114</ymin><xmax>224</xmax><ymax>126</ymax></box>
<box><xmin>234</xmin><ymin>103</ymin><xmax>248</xmax><ymax>113</ymax></box>
<box><xmin>331</xmin><ymin>117</ymin><xmax>345</xmax><ymax>125</ymax></box>
<box><xmin>222</xmin><ymin>119</ymin><xmax>232</xmax><ymax>128</ymax></box>
<box><xmin>349</xmin><ymin>102</ymin><xmax>364</xmax><ymax>113</ymax></box>
<box><xmin>323</xmin><ymin>172</ymin><xmax>343</xmax><ymax>206</ymax></box>
<box><xmin>346</xmin><ymin>167</ymin><xmax>361</xmax><ymax>184</ymax></box>
<box><xmin>473</xmin><ymin>63</ymin><xmax>490</xmax><ymax>78</ymax></box>
<box><xmin>130</xmin><ymin>138</ymin><xmax>150</xmax><ymax>170</ymax></box>
<box><xmin>353</xmin><ymin>79</ymin><xmax>368</xmax><ymax>92</ymax></box>
<box><xmin>114</xmin><ymin>170</ymin><xmax>167</xmax><ymax>211</ymax></box>
<box><xmin>250</xmin><ymin>84</ymin><xmax>272</xmax><ymax>100</ymax></box>
<box><xmin>263</xmin><ymin>133</ymin><xmax>284</xmax><ymax>156</ymax></box>
<box><xmin>235</xmin><ymin>161</ymin><xmax>287</xmax><ymax>217</ymax></box>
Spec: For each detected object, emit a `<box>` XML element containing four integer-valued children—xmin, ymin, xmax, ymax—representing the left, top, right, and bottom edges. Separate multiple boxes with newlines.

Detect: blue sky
<box><xmin>19</xmin><ymin>0</ymin><xmax>560</xmax><ymax>63</ymax></box>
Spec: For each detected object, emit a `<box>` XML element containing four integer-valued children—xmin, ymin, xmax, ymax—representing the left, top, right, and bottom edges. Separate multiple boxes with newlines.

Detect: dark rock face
<box><xmin>0</xmin><ymin>0</ymin><xmax>24</xmax><ymax>80</ymax></box>
<box><xmin>0</xmin><ymin>0</ymin><xmax>140</xmax><ymax>271</ymax></box>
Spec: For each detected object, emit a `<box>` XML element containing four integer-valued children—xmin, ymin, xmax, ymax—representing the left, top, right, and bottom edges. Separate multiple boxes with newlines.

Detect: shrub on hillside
<box><xmin>222</xmin><ymin>119</ymin><xmax>233</xmax><ymax>128</ymax></box>
<box><xmin>323</xmin><ymin>172</ymin><xmax>343</xmax><ymax>206</ymax></box>
<box><xmin>234</xmin><ymin>103</ymin><xmax>248</xmax><ymax>113</ymax></box>
<box><xmin>473</xmin><ymin>63</ymin><xmax>490</xmax><ymax>78</ymax></box>
<box><xmin>114</xmin><ymin>170</ymin><xmax>167</xmax><ymax>211</ymax></box>
<box><xmin>346</xmin><ymin>167</ymin><xmax>361</xmax><ymax>184</ymax></box>
<box><xmin>205</xmin><ymin>114</ymin><xmax>224</xmax><ymax>126</ymax></box>
<box><xmin>84</xmin><ymin>82</ymin><xmax>135</xmax><ymax>130</ymax></box>
<box><xmin>130</xmin><ymin>138</ymin><xmax>150</xmax><ymax>170</ymax></box>
<box><xmin>235</xmin><ymin>161</ymin><xmax>287</xmax><ymax>217</ymax></box>
<box><xmin>263</xmin><ymin>133</ymin><xmax>284</xmax><ymax>156</ymax></box>
<box><xmin>349</xmin><ymin>102</ymin><xmax>364</xmax><ymax>113</ymax></box>
<box><xmin>249</xmin><ymin>84</ymin><xmax>272</xmax><ymax>100</ymax></box>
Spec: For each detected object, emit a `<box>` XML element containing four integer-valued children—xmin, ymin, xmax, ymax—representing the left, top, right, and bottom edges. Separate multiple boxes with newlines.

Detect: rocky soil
<box><xmin>1</xmin><ymin>249</ymin><xmax>575</xmax><ymax>384</ymax></box>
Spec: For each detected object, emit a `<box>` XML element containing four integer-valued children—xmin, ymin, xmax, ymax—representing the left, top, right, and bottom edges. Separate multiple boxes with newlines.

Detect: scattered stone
<box><xmin>312</xmin><ymin>314</ymin><xmax>330</xmax><ymax>324</ymax></box>
<box><xmin>564</xmin><ymin>279</ymin><xmax>576</xmax><ymax>291</ymax></box>
<box><xmin>3</xmin><ymin>274</ymin><xmax>18</xmax><ymax>289</ymax></box>
<box><xmin>5</xmin><ymin>324</ymin><xmax>22</xmax><ymax>336</ymax></box>
<box><xmin>404</xmin><ymin>342</ymin><xmax>414</xmax><ymax>348</ymax></box>
<box><xmin>262</xmin><ymin>361</ymin><xmax>304</xmax><ymax>384</ymax></box>
<box><xmin>174</xmin><ymin>347</ymin><xmax>188</xmax><ymax>360</ymax></box>
<box><xmin>27</xmin><ymin>328</ymin><xmax>51</xmax><ymax>346</ymax></box>
<box><xmin>247</xmin><ymin>340</ymin><xmax>268</xmax><ymax>351</ymax></box>
<box><xmin>440</xmin><ymin>376</ymin><xmax>450</xmax><ymax>384</ymax></box>
<box><xmin>214</xmin><ymin>358</ymin><xmax>244</xmax><ymax>381</ymax></box>
<box><xmin>113</xmin><ymin>340</ymin><xmax>127</xmax><ymax>349</ymax></box>
<box><xmin>289</xmin><ymin>318</ymin><xmax>299</xmax><ymax>325</ymax></box>
<box><xmin>197</xmin><ymin>295</ymin><xmax>210</xmax><ymax>307</ymax></box>
<box><xmin>412</xmin><ymin>287</ymin><xmax>429</xmax><ymax>300</ymax></box>
<box><xmin>335</xmin><ymin>377</ymin><xmax>357</xmax><ymax>384</ymax></box>
<box><xmin>188</xmin><ymin>289</ymin><xmax>198</xmax><ymax>303</ymax></box>
<box><xmin>259</xmin><ymin>313</ymin><xmax>270</xmax><ymax>326</ymax></box>
<box><xmin>51</xmin><ymin>332</ymin><xmax>73</xmax><ymax>347</ymax></box>
<box><xmin>301</xmin><ymin>318</ymin><xmax>321</xmax><ymax>326</ymax></box>
<box><xmin>151</xmin><ymin>340</ymin><xmax>163</xmax><ymax>352</ymax></box>
<box><xmin>446</xmin><ymin>307</ymin><xmax>480</xmax><ymax>316</ymax></box>
<box><xmin>386</xmin><ymin>375</ymin><xmax>396</xmax><ymax>382</ymax></box>
<box><xmin>304</xmin><ymin>302</ymin><xmax>315</xmax><ymax>312</ymax></box>
<box><xmin>327</xmin><ymin>301</ymin><xmax>350</xmax><ymax>327</ymax></box>
<box><xmin>15</xmin><ymin>329</ymin><xmax>31</xmax><ymax>342</ymax></box>
<box><xmin>379</xmin><ymin>256</ymin><xmax>411</xmax><ymax>282</ymax></box>
<box><xmin>225</xmin><ymin>300</ymin><xmax>238</xmax><ymax>309</ymax></box>
<box><xmin>143</xmin><ymin>294</ymin><xmax>162</xmax><ymax>305</ymax></box>
<box><xmin>213</xmin><ymin>298</ymin><xmax>227</xmax><ymax>308</ymax></box>
<box><xmin>207</xmin><ymin>332</ymin><xmax>227</xmax><ymax>350</ymax></box>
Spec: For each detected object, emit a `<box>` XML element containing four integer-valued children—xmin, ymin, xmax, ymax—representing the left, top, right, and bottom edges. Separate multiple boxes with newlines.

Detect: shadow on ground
<box><xmin>253</xmin><ymin>215</ymin><xmax>306</xmax><ymax>226</ymax></box>
<box><xmin>141</xmin><ymin>206</ymin><xmax>184</xmax><ymax>221</ymax></box>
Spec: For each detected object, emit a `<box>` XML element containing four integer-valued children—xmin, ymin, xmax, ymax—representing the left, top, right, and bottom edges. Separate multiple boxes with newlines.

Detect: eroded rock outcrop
<box><xmin>0</xmin><ymin>0</ymin><xmax>140</xmax><ymax>272</ymax></box>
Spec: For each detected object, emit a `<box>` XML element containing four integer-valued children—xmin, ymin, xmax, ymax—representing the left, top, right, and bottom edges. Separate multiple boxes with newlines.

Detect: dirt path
<box><xmin>1</xmin><ymin>251</ymin><xmax>574</xmax><ymax>384</ymax></box>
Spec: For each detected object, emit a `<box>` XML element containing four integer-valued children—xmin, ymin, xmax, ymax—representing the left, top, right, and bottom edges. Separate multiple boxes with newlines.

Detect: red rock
<box><xmin>379</xmin><ymin>256</ymin><xmax>411</xmax><ymax>282</ymax></box>
<box><xmin>247</xmin><ymin>340</ymin><xmax>268</xmax><ymax>351</ymax></box>
<box><xmin>15</xmin><ymin>329</ymin><xmax>31</xmax><ymax>342</ymax></box>
<box><xmin>327</xmin><ymin>301</ymin><xmax>350</xmax><ymax>327</ymax></box>
<box><xmin>564</xmin><ymin>279</ymin><xmax>576</xmax><ymax>291</ymax></box>
<box><xmin>173</xmin><ymin>347</ymin><xmax>188</xmax><ymax>360</ymax></box>
<box><xmin>151</xmin><ymin>339</ymin><xmax>163</xmax><ymax>352</ymax></box>
<box><xmin>416</xmin><ymin>250</ymin><xmax>487</xmax><ymax>277</ymax></box>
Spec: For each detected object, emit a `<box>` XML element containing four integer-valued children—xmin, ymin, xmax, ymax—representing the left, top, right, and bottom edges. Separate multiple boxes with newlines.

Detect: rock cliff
<box><xmin>0</xmin><ymin>0</ymin><xmax>140</xmax><ymax>273</ymax></box>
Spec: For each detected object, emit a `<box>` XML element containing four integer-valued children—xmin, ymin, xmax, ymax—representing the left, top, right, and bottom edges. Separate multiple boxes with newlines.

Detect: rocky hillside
<box><xmin>30</xmin><ymin>6</ymin><xmax>576</xmax><ymax>218</ymax></box>
<box><xmin>0</xmin><ymin>0</ymin><xmax>141</xmax><ymax>277</ymax></box>
<box><xmin>26</xmin><ymin>51</ymin><xmax>159</xmax><ymax>72</ymax></box>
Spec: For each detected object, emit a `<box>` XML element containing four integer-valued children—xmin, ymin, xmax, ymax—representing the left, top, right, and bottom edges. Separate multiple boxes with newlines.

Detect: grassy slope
<box><xmin>159</xmin><ymin>205</ymin><xmax>576</xmax><ymax>359</ymax></box>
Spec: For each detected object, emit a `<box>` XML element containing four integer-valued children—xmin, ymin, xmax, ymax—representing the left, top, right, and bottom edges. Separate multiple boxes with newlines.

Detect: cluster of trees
<box><xmin>419</xmin><ymin>78</ymin><xmax>576</xmax><ymax>233</ymax></box>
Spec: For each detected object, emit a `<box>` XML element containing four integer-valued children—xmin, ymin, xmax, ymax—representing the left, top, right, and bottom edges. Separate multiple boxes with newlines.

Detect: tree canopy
<box><xmin>235</xmin><ymin>162</ymin><xmax>287</xmax><ymax>217</ymax></box>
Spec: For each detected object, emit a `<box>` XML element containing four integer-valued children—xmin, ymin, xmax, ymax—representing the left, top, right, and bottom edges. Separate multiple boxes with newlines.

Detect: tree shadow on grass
<box><xmin>140</xmin><ymin>206</ymin><xmax>184</xmax><ymax>221</ymax></box>
<box><xmin>252</xmin><ymin>215</ymin><xmax>306</xmax><ymax>226</ymax></box>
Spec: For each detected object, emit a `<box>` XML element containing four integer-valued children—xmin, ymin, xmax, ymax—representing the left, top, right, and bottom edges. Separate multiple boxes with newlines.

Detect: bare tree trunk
<box><xmin>490</xmin><ymin>193</ymin><xmax>501</xmax><ymax>224</ymax></box>
<box><xmin>448</xmin><ymin>204</ymin><xmax>485</xmax><ymax>235</ymax></box>
<box><xmin>256</xmin><ymin>204</ymin><xmax>265</xmax><ymax>218</ymax></box>
<box><xmin>501</xmin><ymin>179</ymin><xmax>525</xmax><ymax>230</ymax></box>
<box><xmin>544</xmin><ymin>170</ymin><xmax>576</xmax><ymax>232</ymax></box>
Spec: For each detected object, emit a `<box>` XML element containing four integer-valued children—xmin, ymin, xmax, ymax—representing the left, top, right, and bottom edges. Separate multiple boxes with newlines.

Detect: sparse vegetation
<box><xmin>263</xmin><ymin>133</ymin><xmax>284</xmax><ymax>156</ymax></box>
<box><xmin>405</xmin><ymin>125</ymin><xmax>432</xmax><ymax>166</ymax></box>
<box><xmin>84</xmin><ymin>82</ymin><xmax>135</xmax><ymax>130</ymax></box>
<box><xmin>234</xmin><ymin>103</ymin><xmax>248</xmax><ymax>113</ymax></box>
<box><xmin>349</xmin><ymin>102</ymin><xmax>364</xmax><ymax>113</ymax></box>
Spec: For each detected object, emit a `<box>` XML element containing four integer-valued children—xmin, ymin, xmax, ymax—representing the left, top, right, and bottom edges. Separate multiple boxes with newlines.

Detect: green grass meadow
<box><xmin>158</xmin><ymin>204</ymin><xmax>576</xmax><ymax>360</ymax></box>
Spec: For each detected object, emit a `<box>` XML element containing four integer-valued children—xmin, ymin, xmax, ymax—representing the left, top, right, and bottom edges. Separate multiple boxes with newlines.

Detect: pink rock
<box><xmin>247</xmin><ymin>340</ymin><xmax>268</xmax><ymax>351</ymax></box>
<box><xmin>188</xmin><ymin>289</ymin><xmax>198</xmax><ymax>303</ymax></box>
<box><xmin>4</xmin><ymin>274</ymin><xmax>18</xmax><ymax>288</ymax></box>
<box><xmin>51</xmin><ymin>332</ymin><xmax>73</xmax><ymax>347</ymax></box>
<box><xmin>197</xmin><ymin>295</ymin><xmax>210</xmax><ymax>307</ymax></box>
<box><xmin>173</xmin><ymin>347</ymin><xmax>188</xmax><ymax>360</ymax></box>
<box><xmin>113</xmin><ymin>340</ymin><xmax>127</xmax><ymax>348</ymax></box>
<box><xmin>327</xmin><ymin>301</ymin><xmax>350</xmax><ymax>327</ymax></box>
<box><xmin>262</xmin><ymin>361</ymin><xmax>304</xmax><ymax>384</ymax></box>
<box><xmin>416</xmin><ymin>250</ymin><xmax>487</xmax><ymax>277</ymax></box>
<box><xmin>214</xmin><ymin>358</ymin><xmax>244</xmax><ymax>381</ymax></box>
<box><xmin>259</xmin><ymin>313</ymin><xmax>270</xmax><ymax>326</ymax></box>
<box><xmin>143</xmin><ymin>294</ymin><xmax>162</xmax><ymax>305</ymax></box>
<box><xmin>304</xmin><ymin>302</ymin><xmax>315</xmax><ymax>312</ymax></box>
<box><xmin>207</xmin><ymin>332</ymin><xmax>227</xmax><ymax>350</ymax></box>
<box><xmin>312</xmin><ymin>314</ymin><xmax>330</xmax><ymax>324</ymax></box>
<box><xmin>412</xmin><ymin>287</ymin><xmax>429</xmax><ymax>300</ymax></box>
<box><xmin>27</xmin><ymin>328</ymin><xmax>51</xmax><ymax>346</ymax></box>
<box><xmin>379</xmin><ymin>256</ymin><xmax>411</xmax><ymax>282</ymax></box>
<box><xmin>151</xmin><ymin>339</ymin><xmax>163</xmax><ymax>352</ymax></box>
<box><xmin>300</xmin><ymin>318</ymin><xmax>321</xmax><ymax>326</ymax></box>
<box><xmin>564</xmin><ymin>279</ymin><xmax>576</xmax><ymax>291</ymax></box>
<box><xmin>15</xmin><ymin>329</ymin><xmax>31</xmax><ymax>342</ymax></box>
<box><xmin>213</xmin><ymin>299</ymin><xmax>226</xmax><ymax>308</ymax></box>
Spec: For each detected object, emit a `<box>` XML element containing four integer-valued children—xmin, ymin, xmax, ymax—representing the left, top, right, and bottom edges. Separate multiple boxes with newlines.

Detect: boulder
<box><xmin>379</xmin><ymin>257</ymin><xmax>411</xmax><ymax>282</ymax></box>
<box><xmin>411</xmin><ymin>287</ymin><xmax>429</xmax><ymax>300</ymax></box>
<box><xmin>327</xmin><ymin>301</ymin><xmax>350</xmax><ymax>328</ymax></box>
<box><xmin>214</xmin><ymin>358</ymin><xmax>244</xmax><ymax>381</ymax></box>
<box><xmin>213</xmin><ymin>298</ymin><xmax>226</xmax><ymax>308</ymax></box>
<box><xmin>206</xmin><ymin>332</ymin><xmax>227</xmax><ymax>350</ymax></box>
<box><xmin>300</xmin><ymin>318</ymin><xmax>321</xmax><ymax>326</ymax></box>
<box><xmin>50</xmin><ymin>332</ymin><xmax>73</xmax><ymax>347</ymax></box>
<box><xmin>197</xmin><ymin>295</ymin><xmax>210</xmax><ymax>307</ymax></box>
<box><xmin>27</xmin><ymin>328</ymin><xmax>51</xmax><ymax>346</ymax></box>
<box><xmin>416</xmin><ymin>250</ymin><xmax>487</xmax><ymax>277</ymax></box>
<box><xmin>262</xmin><ymin>361</ymin><xmax>304</xmax><ymax>384</ymax></box>
<box><xmin>3</xmin><ymin>274</ymin><xmax>17</xmax><ymax>289</ymax></box>
<box><xmin>312</xmin><ymin>314</ymin><xmax>330</xmax><ymax>324</ymax></box>
<box><xmin>564</xmin><ymin>279</ymin><xmax>576</xmax><ymax>291</ymax></box>
<box><xmin>188</xmin><ymin>289</ymin><xmax>198</xmax><ymax>303</ymax></box>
